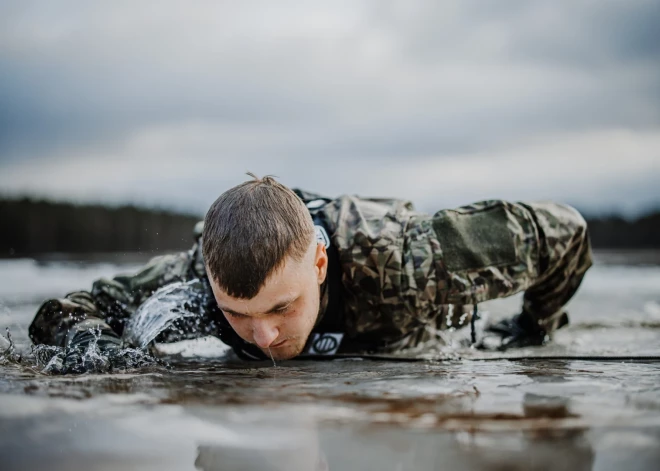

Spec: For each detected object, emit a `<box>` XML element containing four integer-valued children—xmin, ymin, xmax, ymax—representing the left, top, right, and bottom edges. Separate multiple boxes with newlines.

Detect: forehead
<box><xmin>209</xmin><ymin>254</ymin><xmax>309</xmax><ymax>314</ymax></box>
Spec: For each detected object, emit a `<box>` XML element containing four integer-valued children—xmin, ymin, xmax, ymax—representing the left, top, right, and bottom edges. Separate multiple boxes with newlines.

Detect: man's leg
<box><xmin>520</xmin><ymin>202</ymin><xmax>593</xmax><ymax>332</ymax></box>
<box><xmin>430</xmin><ymin>200</ymin><xmax>592</xmax><ymax>346</ymax></box>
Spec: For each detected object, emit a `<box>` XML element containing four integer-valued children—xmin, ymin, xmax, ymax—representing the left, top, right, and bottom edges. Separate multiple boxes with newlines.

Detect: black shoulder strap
<box><xmin>310</xmin><ymin>211</ymin><xmax>345</xmax><ymax>334</ymax></box>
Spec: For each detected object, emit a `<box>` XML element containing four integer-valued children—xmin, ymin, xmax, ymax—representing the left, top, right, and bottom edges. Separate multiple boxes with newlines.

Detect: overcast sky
<box><xmin>1</xmin><ymin>0</ymin><xmax>659</xmax><ymax>217</ymax></box>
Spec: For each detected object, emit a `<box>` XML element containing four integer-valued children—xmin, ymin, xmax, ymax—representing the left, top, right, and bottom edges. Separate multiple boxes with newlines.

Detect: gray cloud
<box><xmin>0</xmin><ymin>0</ymin><xmax>659</xmax><ymax>215</ymax></box>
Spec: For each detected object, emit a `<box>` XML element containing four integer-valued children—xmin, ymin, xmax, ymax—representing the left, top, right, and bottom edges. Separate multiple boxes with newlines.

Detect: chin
<box><xmin>262</xmin><ymin>342</ymin><xmax>304</xmax><ymax>361</ymax></box>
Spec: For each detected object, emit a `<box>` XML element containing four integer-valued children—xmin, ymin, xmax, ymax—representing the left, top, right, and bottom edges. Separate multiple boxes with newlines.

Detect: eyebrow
<box><xmin>218</xmin><ymin>297</ymin><xmax>298</xmax><ymax>317</ymax></box>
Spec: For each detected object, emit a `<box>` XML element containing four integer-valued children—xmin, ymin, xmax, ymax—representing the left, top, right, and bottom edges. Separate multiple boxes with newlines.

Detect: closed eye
<box><xmin>223</xmin><ymin>310</ymin><xmax>247</xmax><ymax>319</ymax></box>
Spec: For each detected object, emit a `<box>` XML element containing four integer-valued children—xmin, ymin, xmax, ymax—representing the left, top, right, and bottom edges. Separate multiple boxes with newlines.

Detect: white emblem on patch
<box><xmin>315</xmin><ymin>225</ymin><xmax>330</xmax><ymax>248</ymax></box>
<box><xmin>306</xmin><ymin>333</ymin><xmax>343</xmax><ymax>355</ymax></box>
<box><xmin>306</xmin><ymin>199</ymin><xmax>327</xmax><ymax>209</ymax></box>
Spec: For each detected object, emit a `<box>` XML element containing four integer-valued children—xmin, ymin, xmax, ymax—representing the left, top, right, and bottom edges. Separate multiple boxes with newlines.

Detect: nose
<box><xmin>251</xmin><ymin>318</ymin><xmax>280</xmax><ymax>348</ymax></box>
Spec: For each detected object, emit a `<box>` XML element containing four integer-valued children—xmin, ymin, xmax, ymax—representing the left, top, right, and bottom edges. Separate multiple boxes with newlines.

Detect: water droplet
<box><xmin>267</xmin><ymin>347</ymin><xmax>276</xmax><ymax>367</ymax></box>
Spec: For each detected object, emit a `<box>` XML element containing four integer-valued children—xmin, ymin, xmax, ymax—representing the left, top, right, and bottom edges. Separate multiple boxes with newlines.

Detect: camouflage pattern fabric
<box><xmin>317</xmin><ymin>196</ymin><xmax>592</xmax><ymax>352</ymax></box>
<box><xmin>29</xmin><ymin>249</ymin><xmax>209</xmax><ymax>347</ymax></box>
<box><xmin>29</xmin><ymin>193</ymin><xmax>592</xmax><ymax>355</ymax></box>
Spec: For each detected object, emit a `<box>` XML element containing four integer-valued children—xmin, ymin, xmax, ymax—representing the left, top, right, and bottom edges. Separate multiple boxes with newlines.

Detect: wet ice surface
<box><xmin>1</xmin><ymin>251</ymin><xmax>660</xmax><ymax>470</ymax></box>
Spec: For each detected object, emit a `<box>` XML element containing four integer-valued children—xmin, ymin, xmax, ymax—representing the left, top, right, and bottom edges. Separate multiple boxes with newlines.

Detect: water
<box><xmin>123</xmin><ymin>279</ymin><xmax>212</xmax><ymax>350</ymax></box>
<box><xmin>267</xmin><ymin>348</ymin><xmax>277</xmax><ymax>367</ymax></box>
<box><xmin>1</xmin><ymin>252</ymin><xmax>660</xmax><ymax>470</ymax></box>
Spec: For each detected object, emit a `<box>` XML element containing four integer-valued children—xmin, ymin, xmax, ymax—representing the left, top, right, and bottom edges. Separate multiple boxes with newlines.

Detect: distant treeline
<box><xmin>0</xmin><ymin>197</ymin><xmax>658</xmax><ymax>257</ymax></box>
<box><xmin>0</xmin><ymin>197</ymin><xmax>201</xmax><ymax>256</ymax></box>
<box><xmin>585</xmin><ymin>212</ymin><xmax>659</xmax><ymax>249</ymax></box>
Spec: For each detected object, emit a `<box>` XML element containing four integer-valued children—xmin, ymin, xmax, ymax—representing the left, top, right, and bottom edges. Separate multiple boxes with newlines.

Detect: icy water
<box><xmin>1</xmin><ymin>251</ymin><xmax>660</xmax><ymax>470</ymax></box>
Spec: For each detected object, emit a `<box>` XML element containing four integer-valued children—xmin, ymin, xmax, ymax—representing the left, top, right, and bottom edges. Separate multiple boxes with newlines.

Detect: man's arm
<box><xmin>29</xmin><ymin>243</ymin><xmax>205</xmax><ymax>348</ymax></box>
<box><xmin>431</xmin><ymin>200</ymin><xmax>593</xmax><ymax>331</ymax></box>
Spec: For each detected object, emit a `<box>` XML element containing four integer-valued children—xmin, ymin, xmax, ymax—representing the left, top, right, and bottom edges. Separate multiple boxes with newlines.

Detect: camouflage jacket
<box><xmin>29</xmin><ymin>190</ymin><xmax>592</xmax><ymax>359</ymax></box>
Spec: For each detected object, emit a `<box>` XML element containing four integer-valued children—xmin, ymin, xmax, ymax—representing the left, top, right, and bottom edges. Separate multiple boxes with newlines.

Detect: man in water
<box><xmin>29</xmin><ymin>174</ymin><xmax>592</xmax><ymax>367</ymax></box>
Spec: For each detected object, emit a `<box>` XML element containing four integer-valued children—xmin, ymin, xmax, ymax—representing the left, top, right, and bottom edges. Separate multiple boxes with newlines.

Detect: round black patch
<box><xmin>312</xmin><ymin>334</ymin><xmax>339</xmax><ymax>354</ymax></box>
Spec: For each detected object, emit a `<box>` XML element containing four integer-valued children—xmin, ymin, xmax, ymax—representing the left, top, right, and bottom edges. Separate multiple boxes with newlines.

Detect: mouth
<box><xmin>270</xmin><ymin>338</ymin><xmax>288</xmax><ymax>348</ymax></box>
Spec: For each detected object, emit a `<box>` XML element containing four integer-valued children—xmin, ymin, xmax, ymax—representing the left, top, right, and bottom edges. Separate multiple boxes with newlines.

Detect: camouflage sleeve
<box><xmin>431</xmin><ymin>200</ymin><xmax>593</xmax><ymax>331</ymax></box>
<box><xmin>29</xmin><ymin>236</ymin><xmax>206</xmax><ymax>347</ymax></box>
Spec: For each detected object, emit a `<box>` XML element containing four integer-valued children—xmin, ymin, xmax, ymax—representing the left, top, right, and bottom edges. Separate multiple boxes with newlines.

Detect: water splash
<box><xmin>123</xmin><ymin>279</ymin><xmax>211</xmax><ymax>349</ymax></box>
<box><xmin>267</xmin><ymin>347</ymin><xmax>277</xmax><ymax>367</ymax></box>
<box><xmin>32</xmin><ymin>344</ymin><xmax>65</xmax><ymax>373</ymax></box>
<box><xmin>2</xmin><ymin>278</ymin><xmax>215</xmax><ymax>375</ymax></box>
<box><xmin>2</xmin><ymin>326</ymin><xmax>160</xmax><ymax>375</ymax></box>
<box><xmin>0</xmin><ymin>327</ymin><xmax>20</xmax><ymax>365</ymax></box>
<box><xmin>31</xmin><ymin>341</ymin><xmax>161</xmax><ymax>375</ymax></box>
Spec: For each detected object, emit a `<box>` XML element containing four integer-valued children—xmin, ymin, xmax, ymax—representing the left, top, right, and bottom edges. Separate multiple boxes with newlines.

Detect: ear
<box><xmin>313</xmin><ymin>242</ymin><xmax>328</xmax><ymax>284</ymax></box>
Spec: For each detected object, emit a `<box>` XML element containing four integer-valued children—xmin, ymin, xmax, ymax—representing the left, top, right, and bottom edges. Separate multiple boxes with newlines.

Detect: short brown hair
<box><xmin>202</xmin><ymin>173</ymin><xmax>315</xmax><ymax>299</ymax></box>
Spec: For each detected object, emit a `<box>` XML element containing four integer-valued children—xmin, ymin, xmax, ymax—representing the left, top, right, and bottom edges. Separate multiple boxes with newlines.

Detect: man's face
<box><xmin>208</xmin><ymin>241</ymin><xmax>328</xmax><ymax>360</ymax></box>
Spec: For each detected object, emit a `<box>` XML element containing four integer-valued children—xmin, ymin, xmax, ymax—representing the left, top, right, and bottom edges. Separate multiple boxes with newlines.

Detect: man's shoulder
<box><xmin>303</xmin><ymin>192</ymin><xmax>422</xmax><ymax>252</ymax></box>
<box><xmin>294</xmin><ymin>189</ymin><xmax>417</xmax><ymax>216</ymax></box>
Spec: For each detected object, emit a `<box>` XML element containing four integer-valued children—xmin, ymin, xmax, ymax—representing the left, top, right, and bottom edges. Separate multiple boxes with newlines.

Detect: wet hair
<box><xmin>202</xmin><ymin>173</ymin><xmax>315</xmax><ymax>299</ymax></box>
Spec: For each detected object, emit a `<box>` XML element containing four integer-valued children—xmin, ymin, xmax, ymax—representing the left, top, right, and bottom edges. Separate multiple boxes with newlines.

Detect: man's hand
<box><xmin>477</xmin><ymin>311</ymin><xmax>567</xmax><ymax>351</ymax></box>
<box><xmin>63</xmin><ymin>320</ymin><xmax>122</xmax><ymax>374</ymax></box>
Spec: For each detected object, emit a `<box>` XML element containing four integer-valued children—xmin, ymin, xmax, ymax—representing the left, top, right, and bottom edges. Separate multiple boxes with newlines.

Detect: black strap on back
<box><xmin>310</xmin><ymin>213</ymin><xmax>345</xmax><ymax>334</ymax></box>
<box><xmin>302</xmin><ymin>194</ymin><xmax>380</xmax><ymax>355</ymax></box>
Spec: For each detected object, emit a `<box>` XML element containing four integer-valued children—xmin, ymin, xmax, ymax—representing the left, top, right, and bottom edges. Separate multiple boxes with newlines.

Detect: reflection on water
<box><xmin>194</xmin><ymin>415</ymin><xmax>326</xmax><ymax>471</ymax></box>
<box><xmin>192</xmin><ymin>391</ymin><xmax>595</xmax><ymax>471</ymax></box>
<box><xmin>1</xmin><ymin>252</ymin><xmax>660</xmax><ymax>470</ymax></box>
<box><xmin>194</xmin><ymin>425</ymin><xmax>593</xmax><ymax>471</ymax></box>
<box><xmin>1</xmin><ymin>358</ymin><xmax>659</xmax><ymax>470</ymax></box>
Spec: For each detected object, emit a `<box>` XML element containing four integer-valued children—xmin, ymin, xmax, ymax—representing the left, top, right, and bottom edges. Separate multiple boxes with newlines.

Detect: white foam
<box><xmin>154</xmin><ymin>336</ymin><xmax>232</xmax><ymax>358</ymax></box>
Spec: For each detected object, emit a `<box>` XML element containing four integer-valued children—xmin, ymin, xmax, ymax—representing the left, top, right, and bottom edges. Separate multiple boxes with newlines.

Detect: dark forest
<box><xmin>0</xmin><ymin>198</ymin><xmax>200</xmax><ymax>256</ymax></box>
